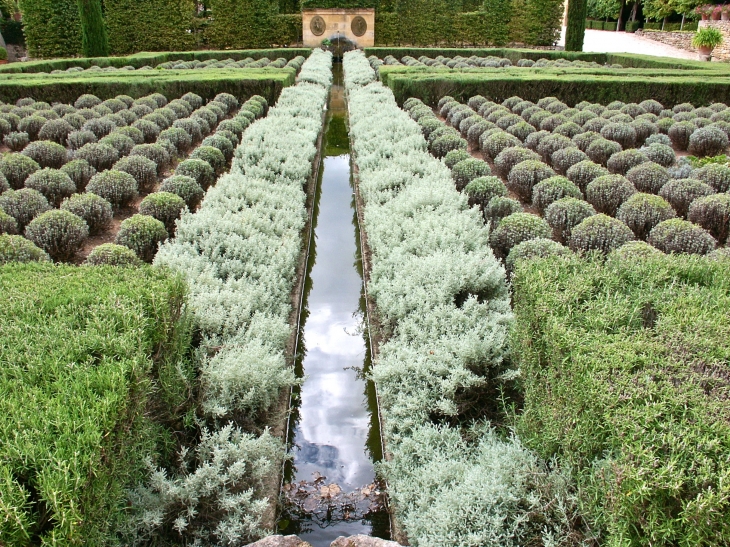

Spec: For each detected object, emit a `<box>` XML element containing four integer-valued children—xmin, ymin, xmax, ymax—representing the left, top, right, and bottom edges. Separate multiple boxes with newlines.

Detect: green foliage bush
<box><xmin>116</xmin><ymin>213</ymin><xmax>168</xmax><ymax>262</ymax></box>
<box><xmin>687</xmin><ymin>193</ymin><xmax>730</xmax><ymax>244</ymax></box>
<box><xmin>668</xmin><ymin>120</ymin><xmax>696</xmax><ymax>150</ymax></box>
<box><xmin>688</xmin><ymin>126</ymin><xmax>729</xmax><ymax>157</ymax></box>
<box><xmin>586</xmin><ymin>173</ymin><xmax>636</xmax><ymax>216</ymax></box>
<box><xmin>4</xmin><ymin>131</ymin><xmax>30</xmax><ymax>152</ymax></box>
<box><xmin>608</xmin><ymin>239</ymin><xmax>663</xmax><ymax>260</ymax></box>
<box><xmin>452</xmin><ymin>158</ymin><xmax>491</xmax><ymax>191</ymax></box>
<box><xmin>0</xmin><ymin>207</ymin><xmax>17</xmax><ymax>235</ymax></box>
<box><xmin>532</xmin><ymin>175</ymin><xmax>582</xmax><ymax>213</ymax></box>
<box><xmin>616</xmin><ymin>192</ymin><xmax>676</xmax><ymax>240</ymax></box>
<box><xmin>22</xmin><ymin>140</ymin><xmax>68</xmax><ymax>169</ymax></box>
<box><xmin>566</xmin><ymin>159</ymin><xmax>608</xmax><ymax>192</ymax></box>
<box><xmin>648</xmin><ymin>218</ymin><xmax>716</xmax><ymax>254</ymax></box>
<box><xmin>38</xmin><ymin>118</ymin><xmax>74</xmax><ymax>145</ymax></box>
<box><xmin>545</xmin><ymin>196</ymin><xmax>596</xmax><ymax>243</ymax></box>
<box><xmin>208</xmin><ymin>0</ymin><xmax>278</xmax><ymax>49</ymax></box>
<box><xmin>484</xmin><ymin>195</ymin><xmax>523</xmax><ymax>226</ymax></box>
<box><xmin>507</xmin><ymin>159</ymin><xmax>556</xmax><ymax>202</ymax></box>
<box><xmin>24</xmin><ymin>209</ymin><xmax>88</xmax><ymax>262</ymax></box>
<box><xmin>86</xmin><ymin>169</ymin><xmax>138</xmax><ymax>209</ymax></box>
<box><xmin>625</xmin><ymin>161</ymin><xmax>669</xmax><ymax>194</ymax></box>
<box><xmin>659</xmin><ymin>178</ymin><xmax>715</xmax><ymax>217</ymax></box>
<box><xmin>639</xmin><ymin>142</ymin><xmax>675</xmax><ymax>168</ymax></box>
<box><xmin>24</xmin><ymin>167</ymin><xmax>76</xmax><ymax>206</ymax></box>
<box><xmin>444</xmin><ymin>149</ymin><xmax>472</xmax><ymax>170</ymax></box>
<box><xmin>464</xmin><ymin>176</ymin><xmax>507</xmax><ymax>210</ymax></box>
<box><xmin>139</xmin><ymin>191</ymin><xmax>187</xmax><ymax>234</ymax></box>
<box><xmin>692</xmin><ymin>162</ymin><xmax>730</xmax><ymax>192</ymax></box>
<box><xmin>490</xmin><ymin>211</ymin><xmax>552</xmax><ymax>257</ymax></box>
<box><xmin>106</xmin><ymin>0</ymin><xmax>195</xmax><ymax>55</ymax></box>
<box><xmin>551</xmin><ymin>147</ymin><xmax>588</xmax><ymax>175</ymax></box>
<box><xmin>506</xmin><ymin>237</ymin><xmax>570</xmax><ymax>272</ymax></box>
<box><xmin>493</xmin><ymin>147</ymin><xmax>540</xmax><ymax>178</ymax></box>
<box><xmin>61</xmin><ymin>192</ymin><xmax>113</xmax><ymax>235</ymax></box>
<box><xmin>60</xmin><ymin>159</ymin><xmax>96</xmax><ymax>192</ymax></box>
<box><xmin>0</xmin><ymin>234</ymin><xmax>50</xmax><ymax>263</ymax></box>
<box><xmin>85</xmin><ymin>242</ymin><xmax>142</xmax><ymax>266</ymax></box>
<box><xmin>0</xmin><ymin>152</ymin><xmax>40</xmax><ymax>189</ymax></box>
<box><xmin>0</xmin><ymin>187</ymin><xmax>51</xmax><ymax>229</ymax></box>
<box><xmin>176</xmin><ymin>158</ymin><xmax>216</xmax><ymax>190</ymax></box>
<box><xmin>159</xmin><ymin>175</ymin><xmax>205</xmax><ymax>209</ymax></box>
<box><xmin>606</xmin><ymin>149</ymin><xmax>647</xmax><ymax>176</ymax></box>
<box><xmin>75</xmin><ymin>142</ymin><xmax>119</xmax><ymax>172</ymax></box>
<box><xmin>512</xmin><ymin>253</ymin><xmax>730</xmax><ymax>546</ymax></box>
<box><xmin>569</xmin><ymin>213</ymin><xmax>634</xmax><ymax>253</ymax></box>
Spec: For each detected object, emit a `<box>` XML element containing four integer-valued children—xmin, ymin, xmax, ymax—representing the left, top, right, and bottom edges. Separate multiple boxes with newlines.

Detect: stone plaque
<box><xmin>310</xmin><ymin>15</ymin><xmax>326</xmax><ymax>36</ymax></box>
<box><xmin>351</xmin><ymin>15</ymin><xmax>367</xmax><ymax>37</ymax></box>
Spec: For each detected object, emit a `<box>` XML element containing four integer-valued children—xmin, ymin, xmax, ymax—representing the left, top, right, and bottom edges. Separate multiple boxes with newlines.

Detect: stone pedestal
<box><xmin>302</xmin><ymin>9</ymin><xmax>375</xmax><ymax>48</ymax></box>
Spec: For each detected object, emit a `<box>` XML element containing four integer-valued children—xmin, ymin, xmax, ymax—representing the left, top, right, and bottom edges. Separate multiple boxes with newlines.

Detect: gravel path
<box><xmin>558</xmin><ymin>28</ymin><xmax>698</xmax><ymax>60</ymax></box>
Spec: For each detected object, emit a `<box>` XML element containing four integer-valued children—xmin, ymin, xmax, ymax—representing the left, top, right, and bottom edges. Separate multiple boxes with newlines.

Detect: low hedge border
<box><xmin>0</xmin><ymin>48</ymin><xmax>311</xmax><ymax>74</ymax></box>
<box><xmin>0</xmin><ymin>69</ymin><xmax>294</xmax><ymax>105</ymax></box>
<box><xmin>380</xmin><ymin>68</ymin><xmax>730</xmax><ymax>107</ymax></box>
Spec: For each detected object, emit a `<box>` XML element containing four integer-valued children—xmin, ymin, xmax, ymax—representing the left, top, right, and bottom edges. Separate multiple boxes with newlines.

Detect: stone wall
<box><xmin>699</xmin><ymin>20</ymin><xmax>730</xmax><ymax>60</ymax></box>
<box><xmin>635</xmin><ymin>29</ymin><xmax>696</xmax><ymax>53</ymax></box>
<box><xmin>302</xmin><ymin>9</ymin><xmax>375</xmax><ymax>48</ymax></box>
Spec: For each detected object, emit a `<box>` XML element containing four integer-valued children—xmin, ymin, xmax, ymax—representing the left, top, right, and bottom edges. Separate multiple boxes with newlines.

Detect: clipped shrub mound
<box><xmin>175</xmin><ymin>159</ymin><xmax>216</xmax><ymax>190</ymax></box>
<box><xmin>0</xmin><ymin>208</ymin><xmax>17</xmax><ymax>235</ymax></box>
<box><xmin>659</xmin><ymin>178</ymin><xmax>715</xmax><ymax>217</ymax></box>
<box><xmin>625</xmin><ymin>162</ymin><xmax>670</xmax><ymax>194</ymax></box>
<box><xmin>692</xmin><ymin>163</ymin><xmax>730</xmax><ymax>192</ymax></box>
<box><xmin>0</xmin><ymin>234</ymin><xmax>50</xmax><ymax>263</ymax></box>
<box><xmin>4</xmin><ymin>131</ymin><xmax>30</xmax><ymax>152</ymax></box>
<box><xmin>586</xmin><ymin>138</ymin><xmax>622</xmax><ymax>166</ymax></box>
<box><xmin>639</xmin><ymin>143</ymin><xmax>675</xmax><ymax>168</ymax></box>
<box><xmin>668</xmin><ymin>120</ymin><xmax>695</xmax><ymax>150</ymax></box>
<box><xmin>606</xmin><ymin>149</ymin><xmax>647</xmax><ymax>176</ymax></box>
<box><xmin>551</xmin><ymin>147</ymin><xmax>588</xmax><ymax>176</ymax></box>
<box><xmin>688</xmin><ymin>126</ymin><xmax>729</xmax><ymax>157</ymax></box>
<box><xmin>116</xmin><ymin>214</ymin><xmax>168</xmax><ymax>262</ymax></box>
<box><xmin>159</xmin><ymin>175</ymin><xmax>205</xmax><ymax>210</ymax></box>
<box><xmin>75</xmin><ymin>143</ymin><xmax>119</xmax><ymax>172</ymax></box>
<box><xmin>0</xmin><ymin>153</ymin><xmax>41</xmax><ymax>189</ymax></box>
<box><xmin>61</xmin><ymin>193</ymin><xmax>113</xmax><ymax>236</ymax></box>
<box><xmin>648</xmin><ymin>218</ymin><xmax>716</xmax><ymax>254</ymax></box>
<box><xmin>569</xmin><ymin>213</ymin><xmax>635</xmax><ymax>254</ymax></box>
<box><xmin>566</xmin><ymin>160</ymin><xmax>609</xmax><ymax>192</ymax></box>
<box><xmin>61</xmin><ymin>159</ymin><xmax>97</xmax><ymax>192</ymax></box>
<box><xmin>139</xmin><ymin>192</ymin><xmax>187</xmax><ymax>235</ymax></box>
<box><xmin>444</xmin><ymin>149</ymin><xmax>471</xmax><ymax>170</ymax></box>
<box><xmin>86</xmin><ymin>170</ymin><xmax>138</xmax><ymax>209</ymax></box>
<box><xmin>609</xmin><ymin>240</ymin><xmax>663</xmax><ymax>260</ymax></box>
<box><xmin>688</xmin><ymin>193</ymin><xmax>730</xmax><ymax>244</ymax></box>
<box><xmin>532</xmin><ymin>176</ymin><xmax>582</xmax><ymax>213</ymax></box>
<box><xmin>506</xmin><ymin>238</ymin><xmax>571</xmax><ymax>273</ymax></box>
<box><xmin>0</xmin><ymin>188</ymin><xmax>51</xmax><ymax>230</ymax></box>
<box><xmin>85</xmin><ymin>243</ymin><xmax>142</xmax><ymax>266</ymax></box>
<box><xmin>490</xmin><ymin>212</ymin><xmax>551</xmax><ymax>258</ymax></box>
<box><xmin>507</xmin><ymin>160</ymin><xmax>556</xmax><ymax>202</ymax></box>
<box><xmin>493</xmin><ymin>147</ymin><xmax>540</xmax><ymax>179</ymax></box>
<box><xmin>24</xmin><ymin>209</ymin><xmax>89</xmax><ymax>262</ymax></box>
<box><xmin>114</xmin><ymin>156</ymin><xmax>158</xmax><ymax>193</ymax></box>
<box><xmin>545</xmin><ymin>197</ymin><xmax>596</xmax><ymax>243</ymax></box>
<box><xmin>484</xmin><ymin>196</ymin><xmax>523</xmax><ymax>227</ymax></box>
<box><xmin>585</xmin><ymin>174</ymin><xmax>637</xmax><ymax>216</ymax></box>
<box><xmin>452</xmin><ymin>158</ymin><xmax>491</xmax><ymax>191</ymax></box>
<box><xmin>616</xmin><ymin>193</ymin><xmax>676</xmax><ymax>240</ymax></box>
<box><xmin>22</xmin><ymin>140</ymin><xmax>68</xmax><ymax>170</ymax></box>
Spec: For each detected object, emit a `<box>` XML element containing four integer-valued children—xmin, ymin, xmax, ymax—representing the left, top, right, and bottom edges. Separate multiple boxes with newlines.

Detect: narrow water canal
<box><xmin>280</xmin><ymin>64</ymin><xmax>390</xmax><ymax>546</ymax></box>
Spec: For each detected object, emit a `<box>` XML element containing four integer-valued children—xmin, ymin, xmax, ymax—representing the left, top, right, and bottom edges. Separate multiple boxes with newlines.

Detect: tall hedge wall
<box><xmin>78</xmin><ymin>0</ymin><xmax>109</xmax><ymax>57</ymax></box>
<box><xmin>208</xmin><ymin>0</ymin><xmax>280</xmax><ymax>49</ymax></box>
<box><xmin>374</xmin><ymin>0</ymin><xmax>562</xmax><ymax>46</ymax></box>
<box><xmin>105</xmin><ymin>0</ymin><xmax>196</xmax><ymax>55</ymax></box>
<box><xmin>18</xmin><ymin>0</ymin><xmax>82</xmax><ymax>58</ymax></box>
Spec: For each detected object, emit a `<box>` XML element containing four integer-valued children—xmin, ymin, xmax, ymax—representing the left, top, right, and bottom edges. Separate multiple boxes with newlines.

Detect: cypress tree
<box><xmin>77</xmin><ymin>0</ymin><xmax>109</xmax><ymax>57</ymax></box>
<box><xmin>564</xmin><ymin>0</ymin><xmax>587</xmax><ymax>51</ymax></box>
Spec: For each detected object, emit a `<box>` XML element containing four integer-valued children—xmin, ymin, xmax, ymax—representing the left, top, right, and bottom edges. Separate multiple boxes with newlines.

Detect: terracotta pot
<box><xmin>712</xmin><ymin>11</ymin><xmax>722</xmax><ymax>19</ymax></box>
<box><xmin>0</xmin><ymin>60</ymin><xmax>7</xmax><ymax>65</ymax></box>
<box><xmin>702</xmin><ymin>13</ymin><xmax>711</xmax><ymax>19</ymax></box>
<box><xmin>722</xmin><ymin>11</ymin><xmax>730</xmax><ymax>20</ymax></box>
<box><xmin>12</xmin><ymin>11</ymin><xmax>20</xmax><ymax>21</ymax></box>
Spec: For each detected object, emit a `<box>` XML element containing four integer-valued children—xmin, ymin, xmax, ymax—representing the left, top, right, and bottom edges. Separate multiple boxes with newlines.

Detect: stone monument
<box><xmin>302</xmin><ymin>9</ymin><xmax>375</xmax><ymax>48</ymax></box>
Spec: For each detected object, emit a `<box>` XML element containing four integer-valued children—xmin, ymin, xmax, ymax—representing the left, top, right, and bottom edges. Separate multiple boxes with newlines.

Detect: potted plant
<box><xmin>722</xmin><ymin>4</ymin><xmax>730</xmax><ymax>19</ymax></box>
<box><xmin>693</xmin><ymin>26</ymin><xmax>723</xmax><ymax>59</ymax></box>
<box><xmin>0</xmin><ymin>48</ymin><xmax>7</xmax><ymax>65</ymax></box>
<box><xmin>712</xmin><ymin>4</ymin><xmax>723</xmax><ymax>19</ymax></box>
<box><xmin>697</xmin><ymin>4</ymin><xmax>714</xmax><ymax>19</ymax></box>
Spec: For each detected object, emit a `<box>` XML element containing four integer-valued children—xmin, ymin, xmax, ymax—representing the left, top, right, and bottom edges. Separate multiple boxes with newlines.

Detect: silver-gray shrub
<box><xmin>345</xmin><ymin>50</ymin><xmax>577</xmax><ymax>547</ymax></box>
<box><xmin>122</xmin><ymin>49</ymin><xmax>333</xmax><ymax>545</ymax></box>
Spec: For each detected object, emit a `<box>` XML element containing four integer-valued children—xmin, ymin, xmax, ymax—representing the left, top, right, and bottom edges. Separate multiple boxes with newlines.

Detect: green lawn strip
<box><xmin>0</xmin><ymin>68</ymin><xmax>294</xmax><ymax>105</ymax></box>
<box><xmin>0</xmin><ymin>263</ymin><xmax>188</xmax><ymax>546</ymax></box>
<box><xmin>511</xmin><ymin>254</ymin><xmax>730</xmax><ymax>545</ymax></box>
<box><xmin>0</xmin><ymin>48</ymin><xmax>312</xmax><ymax>74</ymax></box>
<box><xmin>381</xmin><ymin>68</ymin><xmax>730</xmax><ymax>106</ymax></box>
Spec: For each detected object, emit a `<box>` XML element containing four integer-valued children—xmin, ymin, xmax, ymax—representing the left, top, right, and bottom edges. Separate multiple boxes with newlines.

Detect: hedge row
<box><xmin>381</xmin><ymin>69</ymin><xmax>730</xmax><ymax>108</ymax></box>
<box><xmin>0</xmin><ymin>48</ymin><xmax>310</xmax><ymax>74</ymax></box>
<box><xmin>0</xmin><ymin>263</ymin><xmax>188</xmax><ymax>545</ymax></box>
<box><xmin>374</xmin><ymin>0</ymin><xmax>562</xmax><ymax>47</ymax></box>
<box><xmin>0</xmin><ymin>69</ymin><xmax>294</xmax><ymax>105</ymax></box>
<box><xmin>344</xmin><ymin>49</ymin><xmax>585</xmax><ymax>547</ymax></box>
<box><xmin>106</xmin><ymin>0</ymin><xmax>197</xmax><ymax>55</ymax></box>
<box><xmin>17</xmin><ymin>0</ymin><xmax>82</xmax><ymax>57</ymax></box>
<box><xmin>513</xmin><ymin>254</ymin><xmax>730</xmax><ymax>545</ymax></box>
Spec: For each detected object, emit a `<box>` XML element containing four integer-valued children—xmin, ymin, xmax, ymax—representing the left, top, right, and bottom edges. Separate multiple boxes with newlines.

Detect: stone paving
<box><xmin>559</xmin><ymin>28</ymin><xmax>698</xmax><ymax>60</ymax></box>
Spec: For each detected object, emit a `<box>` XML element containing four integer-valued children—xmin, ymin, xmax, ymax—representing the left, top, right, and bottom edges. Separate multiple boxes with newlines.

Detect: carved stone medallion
<box><xmin>310</xmin><ymin>15</ymin><xmax>326</xmax><ymax>37</ymax></box>
<box><xmin>351</xmin><ymin>15</ymin><xmax>367</xmax><ymax>37</ymax></box>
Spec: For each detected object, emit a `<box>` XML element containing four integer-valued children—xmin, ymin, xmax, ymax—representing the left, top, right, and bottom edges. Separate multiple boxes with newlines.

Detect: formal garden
<box><xmin>0</xmin><ymin>2</ymin><xmax>729</xmax><ymax>547</ymax></box>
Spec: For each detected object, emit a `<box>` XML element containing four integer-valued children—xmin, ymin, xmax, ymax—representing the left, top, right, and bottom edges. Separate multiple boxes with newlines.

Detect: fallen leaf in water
<box><xmin>303</xmin><ymin>497</ymin><xmax>319</xmax><ymax>512</ymax></box>
<box><xmin>319</xmin><ymin>483</ymin><xmax>341</xmax><ymax>498</ymax></box>
<box><xmin>361</xmin><ymin>487</ymin><xmax>371</xmax><ymax>496</ymax></box>
<box><xmin>312</xmin><ymin>472</ymin><xmax>325</xmax><ymax>484</ymax></box>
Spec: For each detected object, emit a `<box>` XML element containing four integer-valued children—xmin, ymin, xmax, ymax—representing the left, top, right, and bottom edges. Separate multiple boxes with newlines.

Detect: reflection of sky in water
<box><xmin>291</xmin><ymin>153</ymin><xmax>376</xmax><ymax>493</ymax></box>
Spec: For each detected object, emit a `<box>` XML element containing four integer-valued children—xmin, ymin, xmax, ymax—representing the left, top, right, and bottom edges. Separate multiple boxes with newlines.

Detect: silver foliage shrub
<box><xmin>345</xmin><ymin>50</ymin><xmax>580</xmax><ymax>547</ymax></box>
<box><xmin>123</xmin><ymin>50</ymin><xmax>334</xmax><ymax>545</ymax></box>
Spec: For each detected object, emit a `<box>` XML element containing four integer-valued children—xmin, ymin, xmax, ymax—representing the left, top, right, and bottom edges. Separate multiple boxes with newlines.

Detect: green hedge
<box><xmin>0</xmin><ymin>68</ymin><xmax>294</xmax><ymax>105</ymax></box>
<box><xmin>565</xmin><ymin>0</ymin><xmax>587</xmax><ymax>50</ymax></box>
<box><xmin>78</xmin><ymin>0</ymin><xmax>109</xmax><ymax>57</ymax></box>
<box><xmin>208</xmin><ymin>0</ymin><xmax>279</xmax><ymax>49</ymax></box>
<box><xmin>105</xmin><ymin>0</ymin><xmax>196</xmax><ymax>55</ymax></box>
<box><xmin>0</xmin><ymin>48</ymin><xmax>310</xmax><ymax>73</ymax></box>
<box><xmin>365</xmin><ymin>46</ymin><xmax>609</xmax><ymax>62</ymax></box>
<box><xmin>0</xmin><ymin>263</ymin><xmax>188</xmax><ymax>545</ymax></box>
<box><xmin>273</xmin><ymin>13</ymin><xmax>303</xmax><ymax>45</ymax></box>
<box><xmin>301</xmin><ymin>0</ymin><xmax>378</xmax><ymax>6</ymax></box>
<box><xmin>644</xmin><ymin>21</ymin><xmax>698</xmax><ymax>31</ymax></box>
<box><xmin>512</xmin><ymin>254</ymin><xmax>730</xmax><ymax>545</ymax></box>
<box><xmin>0</xmin><ymin>19</ymin><xmax>24</xmax><ymax>45</ymax></box>
<box><xmin>17</xmin><ymin>0</ymin><xmax>82</xmax><ymax>58</ymax></box>
<box><xmin>382</xmin><ymin>68</ymin><xmax>730</xmax><ymax>107</ymax></box>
